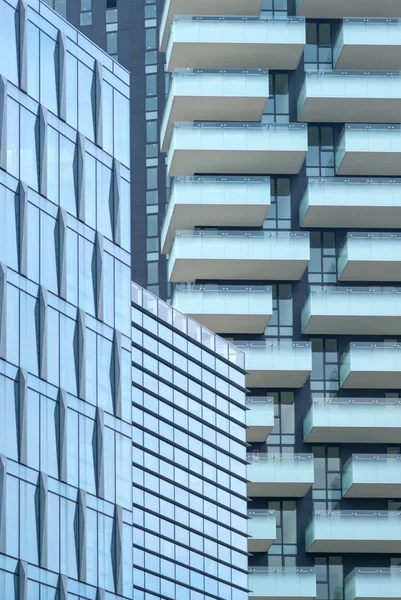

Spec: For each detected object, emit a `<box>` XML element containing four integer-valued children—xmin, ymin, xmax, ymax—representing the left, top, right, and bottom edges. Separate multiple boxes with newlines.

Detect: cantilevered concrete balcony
<box><xmin>297</xmin><ymin>0</ymin><xmax>401</xmax><ymax>19</ymax></box>
<box><xmin>338</xmin><ymin>233</ymin><xmax>401</xmax><ymax>281</ymax></box>
<box><xmin>248</xmin><ymin>510</ymin><xmax>277</xmax><ymax>553</ymax></box>
<box><xmin>342</xmin><ymin>455</ymin><xmax>401</xmax><ymax>498</ymax></box>
<box><xmin>167</xmin><ymin>231</ymin><xmax>310</xmax><ymax>282</ymax></box>
<box><xmin>336</xmin><ymin>125</ymin><xmax>401</xmax><ymax>176</ymax></box>
<box><xmin>334</xmin><ymin>19</ymin><xmax>401</xmax><ymax>71</ymax></box>
<box><xmin>161</xmin><ymin>176</ymin><xmax>271</xmax><ymax>254</ymax></box>
<box><xmin>165</xmin><ymin>16</ymin><xmax>306</xmax><ymax>72</ymax></box>
<box><xmin>161</xmin><ymin>69</ymin><xmax>270</xmax><ymax>151</ymax></box>
<box><xmin>171</xmin><ymin>285</ymin><xmax>273</xmax><ymax>334</ymax></box>
<box><xmin>299</xmin><ymin>178</ymin><xmax>401</xmax><ymax>229</ymax></box>
<box><xmin>235</xmin><ymin>340</ymin><xmax>312</xmax><ymax>388</ymax></box>
<box><xmin>306</xmin><ymin>511</ymin><xmax>401</xmax><ymax>553</ymax></box>
<box><xmin>298</xmin><ymin>71</ymin><xmax>401</xmax><ymax>123</ymax></box>
<box><xmin>167</xmin><ymin>122</ymin><xmax>308</xmax><ymax>177</ymax></box>
<box><xmin>304</xmin><ymin>397</ymin><xmax>401</xmax><ymax>444</ymax></box>
<box><xmin>345</xmin><ymin>568</ymin><xmax>401</xmax><ymax>600</ymax></box>
<box><xmin>247</xmin><ymin>453</ymin><xmax>314</xmax><ymax>498</ymax></box>
<box><xmin>246</xmin><ymin>397</ymin><xmax>275</xmax><ymax>443</ymax></box>
<box><xmin>302</xmin><ymin>287</ymin><xmax>401</xmax><ymax>335</ymax></box>
<box><xmin>249</xmin><ymin>567</ymin><xmax>317</xmax><ymax>600</ymax></box>
<box><xmin>340</xmin><ymin>342</ymin><xmax>401</xmax><ymax>389</ymax></box>
<box><xmin>160</xmin><ymin>0</ymin><xmax>264</xmax><ymax>52</ymax></box>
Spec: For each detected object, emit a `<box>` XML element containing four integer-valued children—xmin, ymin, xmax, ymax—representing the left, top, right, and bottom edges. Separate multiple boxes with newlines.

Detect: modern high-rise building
<box><xmin>130</xmin><ymin>282</ymin><xmax>249</xmax><ymax>600</ymax></box>
<box><xmin>0</xmin><ymin>0</ymin><xmax>133</xmax><ymax>597</ymax></box>
<box><xmin>45</xmin><ymin>0</ymin><xmax>169</xmax><ymax>297</ymax></box>
<box><xmin>25</xmin><ymin>0</ymin><xmax>401</xmax><ymax>599</ymax></box>
<box><xmin>158</xmin><ymin>1</ymin><xmax>401</xmax><ymax>600</ymax></box>
<box><xmin>0</xmin><ymin>4</ymin><xmax>249</xmax><ymax>600</ymax></box>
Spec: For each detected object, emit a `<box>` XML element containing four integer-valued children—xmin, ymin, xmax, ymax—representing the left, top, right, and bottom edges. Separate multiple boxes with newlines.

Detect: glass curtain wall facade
<box><xmin>0</xmin><ymin>0</ymin><xmax>133</xmax><ymax>598</ymax></box>
<box><xmin>50</xmin><ymin>0</ymin><xmax>169</xmax><ymax>297</ymax></box>
<box><xmin>159</xmin><ymin>0</ymin><xmax>401</xmax><ymax>599</ymax></box>
<box><xmin>131</xmin><ymin>283</ymin><xmax>249</xmax><ymax>600</ymax></box>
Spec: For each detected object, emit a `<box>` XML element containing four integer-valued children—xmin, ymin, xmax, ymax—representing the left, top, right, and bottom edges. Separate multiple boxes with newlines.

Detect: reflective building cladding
<box><xmin>0</xmin><ymin>0</ymin><xmax>133</xmax><ymax>597</ymax></box>
<box><xmin>131</xmin><ymin>283</ymin><xmax>248</xmax><ymax>600</ymax></box>
<box><xmin>0</xmin><ymin>4</ymin><xmax>249</xmax><ymax>600</ymax></box>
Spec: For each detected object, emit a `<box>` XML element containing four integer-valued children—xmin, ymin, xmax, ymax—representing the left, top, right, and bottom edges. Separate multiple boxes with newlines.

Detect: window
<box><xmin>80</xmin><ymin>0</ymin><xmax>92</xmax><ymax>26</ymax></box>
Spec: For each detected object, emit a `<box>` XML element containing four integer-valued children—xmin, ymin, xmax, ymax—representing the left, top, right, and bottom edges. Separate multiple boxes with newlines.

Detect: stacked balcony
<box><xmin>167</xmin><ymin>122</ymin><xmax>308</xmax><ymax>176</ymax></box>
<box><xmin>168</xmin><ymin>231</ymin><xmax>310</xmax><ymax>282</ymax></box>
<box><xmin>345</xmin><ymin>568</ymin><xmax>401</xmax><ymax>600</ymax></box>
<box><xmin>306</xmin><ymin>511</ymin><xmax>401</xmax><ymax>553</ymax></box>
<box><xmin>246</xmin><ymin>397</ymin><xmax>275</xmax><ymax>442</ymax></box>
<box><xmin>235</xmin><ymin>340</ymin><xmax>312</xmax><ymax>388</ymax></box>
<box><xmin>334</xmin><ymin>19</ymin><xmax>401</xmax><ymax>71</ymax></box>
<box><xmin>340</xmin><ymin>342</ymin><xmax>401</xmax><ymax>388</ymax></box>
<box><xmin>161</xmin><ymin>69</ymin><xmax>270</xmax><ymax>151</ymax></box>
<box><xmin>161</xmin><ymin>176</ymin><xmax>271</xmax><ymax>254</ymax></box>
<box><xmin>160</xmin><ymin>0</ymin><xmax>264</xmax><ymax>52</ymax></box>
<box><xmin>342</xmin><ymin>455</ymin><xmax>401</xmax><ymax>498</ymax></box>
<box><xmin>247</xmin><ymin>453</ymin><xmax>314</xmax><ymax>497</ymax></box>
<box><xmin>299</xmin><ymin>178</ymin><xmax>401</xmax><ymax>229</ymax></box>
<box><xmin>248</xmin><ymin>510</ymin><xmax>277</xmax><ymax>553</ymax></box>
<box><xmin>336</xmin><ymin>125</ymin><xmax>401</xmax><ymax>176</ymax></box>
<box><xmin>248</xmin><ymin>567</ymin><xmax>317</xmax><ymax>600</ymax></box>
<box><xmin>171</xmin><ymin>285</ymin><xmax>273</xmax><ymax>334</ymax></box>
<box><xmin>298</xmin><ymin>72</ymin><xmax>401</xmax><ymax>123</ymax></box>
<box><xmin>165</xmin><ymin>16</ymin><xmax>306</xmax><ymax>71</ymax></box>
<box><xmin>296</xmin><ymin>0</ymin><xmax>401</xmax><ymax>19</ymax></box>
<box><xmin>304</xmin><ymin>397</ymin><xmax>401</xmax><ymax>443</ymax></box>
<box><xmin>302</xmin><ymin>287</ymin><xmax>401</xmax><ymax>335</ymax></box>
<box><xmin>338</xmin><ymin>233</ymin><xmax>401</xmax><ymax>281</ymax></box>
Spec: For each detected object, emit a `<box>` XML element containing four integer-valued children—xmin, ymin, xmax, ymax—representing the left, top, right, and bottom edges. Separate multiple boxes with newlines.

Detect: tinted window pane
<box><xmin>120</xmin><ymin>178</ymin><xmax>130</xmax><ymax>252</ymax></box>
<box><xmin>0</xmin><ymin>2</ymin><xmax>18</xmax><ymax>85</ymax></box>
<box><xmin>60</xmin><ymin>314</ymin><xmax>77</xmax><ymax>395</ymax></box>
<box><xmin>20</xmin><ymin>108</ymin><xmax>39</xmax><ymax>191</ymax></box>
<box><xmin>41</xmin><ymin>396</ymin><xmax>59</xmax><ymax>478</ymax></box>
<box><xmin>20</xmin><ymin>481</ymin><xmax>39</xmax><ymax>565</ymax></box>
<box><xmin>78</xmin><ymin>62</ymin><xmax>95</xmax><ymax>142</ymax></box>
<box><xmin>0</xmin><ymin>375</ymin><xmax>18</xmax><ymax>460</ymax></box>
<box><xmin>47</xmin><ymin>127</ymin><xmax>60</xmax><ymax>205</ymax></box>
<box><xmin>78</xmin><ymin>237</ymin><xmax>95</xmax><ymax>316</ymax></box>
<box><xmin>103</xmin><ymin>81</ymin><xmax>113</xmax><ymax>155</ymax></box>
<box><xmin>97</xmin><ymin>335</ymin><xmax>113</xmax><ymax>414</ymax></box>
<box><xmin>20</xmin><ymin>291</ymin><xmax>39</xmax><ymax>376</ymax></box>
<box><xmin>66</xmin><ymin>53</ymin><xmax>78</xmax><ymax>129</ymax></box>
<box><xmin>27</xmin><ymin>21</ymin><xmax>40</xmax><ymax>101</ymax></box>
<box><xmin>79</xmin><ymin>413</ymin><xmax>96</xmax><ymax>494</ymax></box>
<box><xmin>114</xmin><ymin>90</ymin><xmax>130</xmax><ymax>166</ymax></box>
<box><xmin>27</xmin><ymin>203</ymin><xmax>40</xmax><ymax>283</ymax></box>
<box><xmin>85</xmin><ymin>153</ymin><xmax>96</xmax><ymax>230</ymax></box>
<box><xmin>60</xmin><ymin>135</ymin><xmax>77</xmax><ymax>216</ymax></box>
<box><xmin>60</xmin><ymin>497</ymin><xmax>78</xmax><ymax>578</ymax></box>
<box><xmin>40</xmin><ymin>211</ymin><xmax>58</xmax><ymax>294</ymax></box>
<box><xmin>40</xmin><ymin>32</ymin><xmax>58</xmax><ymax>114</ymax></box>
<box><xmin>0</xmin><ymin>186</ymin><xmax>18</xmax><ymax>271</ymax></box>
<box><xmin>6</xmin><ymin>98</ymin><xmax>19</xmax><ymax>178</ymax></box>
<box><xmin>97</xmin><ymin>162</ymin><xmax>113</xmax><ymax>239</ymax></box>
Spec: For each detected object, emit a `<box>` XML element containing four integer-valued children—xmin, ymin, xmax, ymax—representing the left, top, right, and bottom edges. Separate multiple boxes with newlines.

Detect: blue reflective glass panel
<box><xmin>19</xmin><ymin>291</ymin><xmax>39</xmax><ymax>376</ymax></box>
<box><xmin>40</xmin><ymin>31</ymin><xmax>58</xmax><ymax>115</ymax></box>
<box><xmin>0</xmin><ymin>375</ymin><xmax>18</xmax><ymax>460</ymax></box>
<box><xmin>0</xmin><ymin>2</ymin><xmax>18</xmax><ymax>85</ymax></box>
<box><xmin>60</xmin><ymin>135</ymin><xmax>77</xmax><ymax>217</ymax></box>
<box><xmin>20</xmin><ymin>480</ymin><xmax>39</xmax><ymax>565</ymax></box>
<box><xmin>0</xmin><ymin>185</ymin><xmax>18</xmax><ymax>271</ymax></box>
<box><xmin>20</xmin><ymin>108</ymin><xmax>39</xmax><ymax>191</ymax></box>
<box><xmin>78</xmin><ymin>62</ymin><xmax>95</xmax><ymax>142</ymax></box>
<box><xmin>40</xmin><ymin>211</ymin><xmax>58</xmax><ymax>294</ymax></box>
<box><xmin>114</xmin><ymin>90</ymin><xmax>130</xmax><ymax>166</ymax></box>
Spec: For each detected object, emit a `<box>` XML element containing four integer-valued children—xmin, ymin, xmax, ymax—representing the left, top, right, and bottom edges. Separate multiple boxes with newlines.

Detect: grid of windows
<box><xmin>0</xmin><ymin>1</ymin><xmax>132</xmax><ymax>598</ymax></box>
<box><xmin>131</xmin><ymin>286</ymin><xmax>248</xmax><ymax>600</ymax></box>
